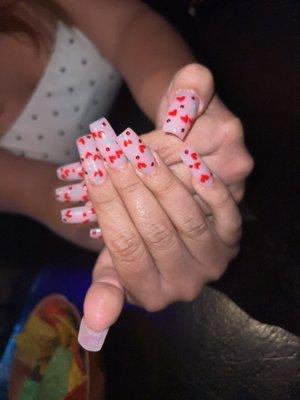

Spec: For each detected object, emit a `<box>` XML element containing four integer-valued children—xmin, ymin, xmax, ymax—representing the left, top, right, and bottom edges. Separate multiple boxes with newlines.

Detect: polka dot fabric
<box><xmin>0</xmin><ymin>22</ymin><xmax>121</xmax><ymax>164</ymax></box>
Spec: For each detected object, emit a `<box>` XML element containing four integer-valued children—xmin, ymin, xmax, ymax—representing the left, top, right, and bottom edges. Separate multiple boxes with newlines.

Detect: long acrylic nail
<box><xmin>180</xmin><ymin>146</ymin><xmax>213</xmax><ymax>187</ymax></box>
<box><xmin>76</xmin><ymin>134</ymin><xmax>106</xmax><ymax>185</ymax></box>
<box><xmin>117</xmin><ymin>128</ymin><xmax>156</xmax><ymax>174</ymax></box>
<box><xmin>78</xmin><ymin>318</ymin><xmax>108</xmax><ymax>352</ymax></box>
<box><xmin>90</xmin><ymin>227</ymin><xmax>102</xmax><ymax>239</ymax></box>
<box><xmin>162</xmin><ymin>90</ymin><xmax>199</xmax><ymax>140</ymax></box>
<box><xmin>55</xmin><ymin>182</ymin><xmax>89</xmax><ymax>203</ymax></box>
<box><xmin>56</xmin><ymin>162</ymin><xmax>84</xmax><ymax>181</ymax></box>
<box><xmin>61</xmin><ymin>203</ymin><xmax>97</xmax><ymax>224</ymax></box>
<box><xmin>90</xmin><ymin>118</ymin><xmax>127</xmax><ymax>169</ymax></box>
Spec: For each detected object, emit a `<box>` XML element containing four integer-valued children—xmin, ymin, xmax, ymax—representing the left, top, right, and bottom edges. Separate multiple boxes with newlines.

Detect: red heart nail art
<box><xmin>124</xmin><ymin>139</ymin><xmax>133</xmax><ymax>147</ymax></box>
<box><xmin>176</xmin><ymin>96</ymin><xmax>185</xmax><ymax>102</ymax></box>
<box><xmin>180</xmin><ymin>115</ymin><xmax>189</xmax><ymax>124</ymax></box>
<box><xmin>139</xmin><ymin>144</ymin><xmax>146</xmax><ymax>153</ymax></box>
<box><xmin>116</xmin><ymin>150</ymin><xmax>123</xmax><ymax>158</ymax></box>
<box><xmin>194</xmin><ymin>162</ymin><xmax>201</xmax><ymax>169</ymax></box>
<box><xmin>137</xmin><ymin>162</ymin><xmax>147</xmax><ymax>169</ymax></box>
<box><xmin>109</xmin><ymin>155</ymin><xmax>116</xmax><ymax>163</ymax></box>
<box><xmin>66</xmin><ymin>209</ymin><xmax>72</xmax><ymax>218</ymax></box>
<box><xmin>85</xmin><ymin>151</ymin><xmax>93</xmax><ymax>159</ymax></box>
<box><xmin>78</xmin><ymin>138</ymin><xmax>85</xmax><ymax>145</ymax></box>
<box><xmin>168</xmin><ymin>109</ymin><xmax>177</xmax><ymax>116</ymax></box>
<box><xmin>191</xmin><ymin>152</ymin><xmax>198</xmax><ymax>160</ymax></box>
<box><xmin>200</xmin><ymin>174</ymin><xmax>209</xmax><ymax>183</ymax></box>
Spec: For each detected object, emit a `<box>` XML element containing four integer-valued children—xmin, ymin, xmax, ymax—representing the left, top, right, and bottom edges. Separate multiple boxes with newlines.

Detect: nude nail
<box><xmin>117</xmin><ymin>128</ymin><xmax>156</xmax><ymax>175</ymax></box>
<box><xmin>78</xmin><ymin>318</ymin><xmax>108</xmax><ymax>352</ymax></box>
<box><xmin>56</xmin><ymin>162</ymin><xmax>84</xmax><ymax>181</ymax></box>
<box><xmin>90</xmin><ymin>227</ymin><xmax>102</xmax><ymax>239</ymax></box>
<box><xmin>76</xmin><ymin>134</ymin><xmax>106</xmax><ymax>185</ymax></box>
<box><xmin>180</xmin><ymin>145</ymin><xmax>213</xmax><ymax>187</ymax></box>
<box><xmin>55</xmin><ymin>182</ymin><xmax>89</xmax><ymax>203</ymax></box>
<box><xmin>162</xmin><ymin>90</ymin><xmax>199</xmax><ymax>140</ymax></box>
<box><xmin>61</xmin><ymin>203</ymin><xmax>97</xmax><ymax>224</ymax></box>
<box><xmin>90</xmin><ymin>118</ymin><xmax>127</xmax><ymax>169</ymax></box>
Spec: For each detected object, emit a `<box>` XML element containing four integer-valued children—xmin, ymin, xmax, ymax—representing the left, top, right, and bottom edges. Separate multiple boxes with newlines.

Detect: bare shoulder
<box><xmin>0</xmin><ymin>34</ymin><xmax>48</xmax><ymax>135</ymax></box>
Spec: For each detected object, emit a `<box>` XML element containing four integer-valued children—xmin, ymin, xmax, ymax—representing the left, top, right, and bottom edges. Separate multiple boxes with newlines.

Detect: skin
<box><xmin>0</xmin><ymin>0</ymin><xmax>253</xmax><ymax>310</ymax></box>
<box><xmin>81</xmin><ymin>152</ymin><xmax>241</xmax><ymax>332</ymax></box>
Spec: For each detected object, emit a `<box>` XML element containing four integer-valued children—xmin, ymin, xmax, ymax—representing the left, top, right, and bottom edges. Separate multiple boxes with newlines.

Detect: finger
<box><xmin>159</xmin><ymin>63</ymin><xmax>215</xmax><ymax>139</ymax></box>
<box><xmin>56</xmin><ymin>161</ymin><xmax>84</xmax><ymax>181</ymax></box>
<box><xmin>132</xmin><ymin>150</ymin><xmax>212</xmax><ymax>255</ymax></box>
<box><xmin>181</xmin><ymin>145</ymin><xmax>242</xmax><ymax>248</ymax></box>
<box><xmin>78</xmin><ymin>248</ymin><xmax>124</xmax><ymax>352</ymax></box>
<box><xmin>60</xmin><ymin>201</ymin><xmax>97</xmax><ymax>224</ymax></box>
<box><xmin>55</xmin><ymin>181</ymin><xmax>89</xmax><ymax>203</ymax></box>
<box><xmin>115</xmin><ymin>128</ymin><xmax>193</xmax><ymax>288</ymax></box>
<box><xmin>90</xmin><ymin>227</ymin><xmax>102</xmax><ymax>239</ymax></box>
<box><xmin>79</xmin><ymin>126</ymin><xmax>161</xmax><ymax>304</ymax></box>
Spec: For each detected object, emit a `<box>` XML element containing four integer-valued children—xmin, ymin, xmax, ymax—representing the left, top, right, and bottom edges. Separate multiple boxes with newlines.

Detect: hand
<box><xmin>41</xmin><ymin>169</ymin><xmax>103</xmax><ymax>252</ymax></box>
<box><xmin>142</xmin><ymin>63</ymin><xmax>254</xmax><ymax>207</ymax></box>
<box><xmin>69</xmin><ymin>129</ymin><xmax>241</xmax><ymax>352</ymax></box>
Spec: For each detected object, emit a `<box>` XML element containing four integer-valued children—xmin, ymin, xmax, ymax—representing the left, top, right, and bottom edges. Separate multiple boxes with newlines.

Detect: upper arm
<box><xmin>57</xmin><ymin>0</ymin><xmax>147</xmax><ymax>65</ymax></box>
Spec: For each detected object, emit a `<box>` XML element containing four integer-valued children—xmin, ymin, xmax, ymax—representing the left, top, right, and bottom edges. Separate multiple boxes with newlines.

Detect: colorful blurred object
<box><xmin>10</xmin><ymin>295</ymin><xmax>87</xmax><ymax>400</ymax></box>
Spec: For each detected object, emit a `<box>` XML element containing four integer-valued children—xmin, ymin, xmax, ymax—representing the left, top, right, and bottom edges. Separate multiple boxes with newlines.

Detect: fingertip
<box><xmin>78</xmin><ymin>317</ymin><xmax>109</xmax><ymax>352</ymax></box>
<box><xmin>84</xmin><ymin>279</ymin><xmax>124</xmax><ymax>332</ymax></box>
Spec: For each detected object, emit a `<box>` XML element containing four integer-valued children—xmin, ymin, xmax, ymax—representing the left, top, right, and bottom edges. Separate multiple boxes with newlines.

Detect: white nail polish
<box><xmin>78</xmin><ymin>318</ymin><xmax>109</xmax><ymax>352</ymax></box>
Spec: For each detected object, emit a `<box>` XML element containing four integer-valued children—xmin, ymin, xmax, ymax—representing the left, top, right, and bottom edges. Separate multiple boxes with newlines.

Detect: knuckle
<box><xmin>109</xmin><ymin>232</ymin><xmax>144</xmax><ymax>264</ymax></box>
<box><xmin>144</xmin><ymin>222</ymin><xmax>175</xmax><ymax>249</ymax></box>
<box><xmin>155</xmin><ymin>173</ymin><xmax>177</xmax><ymax>197</ymax></box>
<box><xmin>180</xmin><ymin>213</ymin><xmax>208</xmax><ymax>240</ymax></box>
<box><xmin>214</xmin><ymin>190</ymin><xmax>232</xmax><ymax>210</ymax></box>
<box><xmin>232</xmin><ymin>186</ymin><xmax>245</xmax><ymax>203</ymax></box>
<box><xmin>221</xmin><ymin>117</ymin><xmax>244</xmax><ymax>142</ymax></box>
<box><xmin>179</xmin><ymin>284</ymin><xmax>202</xmax><ymax>302</ymax></box>
<box><xmin>240</xmin><ymin>154</ymin><xmax>255</xmax><ymax>177</ymax></box>
<box><xmin>143</xmin><ymin>298</ymin><xmax>166</xmax><ymax>313</ymax></box>
<box><xmin>119</xmin><ymin>178</ymin><xmax>143</xmax><ymax>196</ymax></box>
<box><xmin>180</xmin><ymin>63</ymin><xmax>214</xmax><ymax>92</ymax></box>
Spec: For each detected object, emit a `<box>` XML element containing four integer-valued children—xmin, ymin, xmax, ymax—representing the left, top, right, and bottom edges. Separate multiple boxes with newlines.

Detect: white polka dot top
<box><xmin>0</xmin><ymin>22</ymin><xmax>121</xmax><ymax>165</ymax></box>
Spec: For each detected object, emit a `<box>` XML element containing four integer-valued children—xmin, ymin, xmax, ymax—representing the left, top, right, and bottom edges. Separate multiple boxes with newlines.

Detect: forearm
<box><xmin>61</xmin><ymin>0</ymin><xmax>194</xmax><ymax>123</ymax></box>
<box><xmin>0</xmin><ymin>149</ymin><xmax>56</xmax><ymax>220</ymax></box>
<box><xmin>113</xmin><ymin>5</ymin><xmax>195</xmax><ymax>121</ymax></box>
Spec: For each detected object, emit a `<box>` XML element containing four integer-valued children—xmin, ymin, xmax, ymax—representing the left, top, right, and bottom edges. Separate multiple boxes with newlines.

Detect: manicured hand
<box><xmin>65</xmin><ymin>121</ymin><xmax>241</xmax><ymax>352</ymax></box>
<box><xmin>142</xmin><ymin>63</ymin><xmax>254</xmax><ymax>206</ymax></box>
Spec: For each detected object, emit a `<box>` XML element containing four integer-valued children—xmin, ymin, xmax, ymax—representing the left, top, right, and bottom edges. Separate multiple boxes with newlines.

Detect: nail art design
<box><xmin>56</xmin><ymin>162</ymin><xmax>84</xmax><ymax>181</ymax></box>
<box><xmin>162</xmin><ymin>90</ymin><xmax>199</xmax><ymax>140</ymax></box>
<box><xmin>76</xmin><ymin>134</ymin><xmax>106</xmax><ymax>185</ymax></box>
<box><xmin>180</xmin><ymin>146</ymin><xmax>213</xmax><ymax>187</ymax></box>
<box><xmin>61</xmin><ymin>202</ymin><xmax>97</xmax><ymax>224</ymax></box>
<box><xmin>89</xmin><ymin>118</ymin><xmax>127</xmax><ymax>169</ymax></box>
<box><xmin>90</xmin><ymin>227</ymin><xmax>102</xmax><ymax>239</ymax></box>
<box><xmin>117</xmin><ymin>128</ymin><xmax>156</xmax><ymax>175</ymax></box>
<box><xmin>55</xmin><ymin>182</ymin><xmax>89</xmax><ymax>203</ymax></box>
<box><xmin>78</xmin><ymin>318</ymin><xmax>109</xmax><ymax>352</ymax></box>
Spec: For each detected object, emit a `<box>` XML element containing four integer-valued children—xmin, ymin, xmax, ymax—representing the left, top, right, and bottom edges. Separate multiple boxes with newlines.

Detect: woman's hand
<box><xmin>58</xmin><ymin>125</ymin><xmax>241</xmax><ymax>351</ymax></box>
<box><xmin>142</xmin><ymin>63</ymin><xmax>254</xmax><ymax>207</ymax></box>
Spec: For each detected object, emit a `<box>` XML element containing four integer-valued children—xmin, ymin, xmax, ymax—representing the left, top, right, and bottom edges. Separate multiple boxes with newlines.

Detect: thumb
<box><xmin>78</xmin><ymin>248</ymin><xmax>124</xmax><ymax>352</ymax></box>
<box><xmin>157</xmin><ymin>63</ymin><xmax>215</xmax><ymax>140</ymax></box>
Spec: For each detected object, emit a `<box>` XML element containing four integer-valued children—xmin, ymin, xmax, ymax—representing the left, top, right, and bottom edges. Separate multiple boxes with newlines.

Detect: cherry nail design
<box><xmin>180</xmin><ymin>146</ymin><xmax>213</xmax><ymax>188</ymax></box>
<box><xmin>89</xmin><ymin>117</ymin><xmax>127</xmax><ymax>169</ymax></box>
<box><xmin>61</xmin><ymin>202</ymin><xmax>97</xmax><ymax>224</ymax></box>
<box><xmin>90</xmin><ymin>227</ymin><xmax>102</xmax><ymax>239</ymax></box>
<box><xmin>117</xmin><ymin>128</ymin><xmax>156</xmax><ymax>175</ymax></box>
<box><xmin>162</xmin><ymin>90</ymin><xmax>199</xmax><ymax>140</ymax></box>
<box><xmin>76</xmin><ymin>134</ymin><xmax>106</xmax><ymax>185</ymax></box>
<box><xmin>55</xmin><ymin>181</ymin><xmax>89</xmax><ymax>203</ymax></box>
<box><xmin>56</xmin><ymin>162</ymin><xmax>84</xmax><ymax>181</ymax></box>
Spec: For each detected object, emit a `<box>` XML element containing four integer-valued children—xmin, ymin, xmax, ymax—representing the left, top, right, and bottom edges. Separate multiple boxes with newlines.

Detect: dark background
<box><xmin>0</xmin><ymin>1</ymin><xmax>299</xmax><ymax>397</ymax></box>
